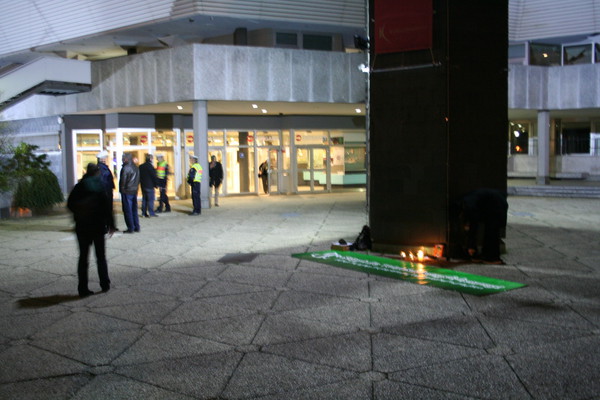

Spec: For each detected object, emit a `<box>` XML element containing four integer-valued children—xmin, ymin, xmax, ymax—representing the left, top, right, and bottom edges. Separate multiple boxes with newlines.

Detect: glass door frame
<box><xmin>256</xmin><ymin>145</ymin><xmax>284</xmax><ymax>195</ymax></box>
<box><xmin>295</xmin><ymin>145</ymin><xmax>331</xmax><ymax>193</ymax></box>
<box><xmin>72</xmin><ymin>129</ymin><xmax>103</xmax><ymax>183</ymax></box>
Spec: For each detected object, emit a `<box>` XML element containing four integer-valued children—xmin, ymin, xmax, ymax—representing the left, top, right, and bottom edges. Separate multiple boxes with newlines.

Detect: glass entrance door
<box><xmin>296</xmin><ymin>146</ymin><xmax>330</xmax><ymax>193</ymax></box>
<box><xmin>257</xmin><ymin>147</ymin><xmax>280</xmax><ymax>194</ymax></box>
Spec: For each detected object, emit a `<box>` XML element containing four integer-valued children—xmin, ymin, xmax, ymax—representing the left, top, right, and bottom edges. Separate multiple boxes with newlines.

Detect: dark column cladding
<box><xmin>368</xmin><ymin>0</ymin><xmax>508</xmax><ymax>258</ymax></box>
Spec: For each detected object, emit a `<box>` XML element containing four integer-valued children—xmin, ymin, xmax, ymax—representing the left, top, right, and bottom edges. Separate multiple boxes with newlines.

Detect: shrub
<box><xmin>9</xmin><ymin>143</ymin><xmax>63</xmax><ymax>213</ymax></box>
<box><xmin>13</xmin><ymin>169</ymin><xmax>64</xmax><ymax>211</ymax></box>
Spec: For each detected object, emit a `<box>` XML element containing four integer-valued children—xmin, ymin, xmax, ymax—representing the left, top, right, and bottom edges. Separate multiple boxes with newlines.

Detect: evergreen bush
<box><xmin>9</xmin><ymin>143</ymin><xmax>64</xmax><ymax>213</ymax></box>
<box><xmin>13</xmin><ymin>169</ymin><xmax>64</xmax><ymax>211</ymax></box>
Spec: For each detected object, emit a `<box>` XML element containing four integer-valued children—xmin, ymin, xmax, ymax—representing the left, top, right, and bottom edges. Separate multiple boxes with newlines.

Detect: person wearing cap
<box><xmin>67</xmin><ymin>163</ymin><xmax>116</xmax><ymax>297</ymax></box>
<box><xmin>96</xmin><ymin>151</ymin><xmax>116</xmax><ymax>222</ymax></box>
<box><xmin>187</xmin><ymin>155</ymin><xmax>203</xmax><ymax>215</ymax></box>
<box><xmin>155</xmin><ymin>154</ymin><xmax>171</xmax><ymax>213</ymax></box>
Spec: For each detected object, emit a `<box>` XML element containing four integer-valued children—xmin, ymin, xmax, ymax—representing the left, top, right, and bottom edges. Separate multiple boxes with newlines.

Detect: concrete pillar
<box><xmin>368</xmin><ymin>0</ymin><xmax>507</xmax><ymax>258</ymax></box>
<box><xmin>192</xmin><ymin>100</ymin><xmax>210</xmax><ymax>209</ymax></box>
<box><xmin>536</xmin><ymin>110</ymin><xmax>550</xmax><ymax>185</ymax></box>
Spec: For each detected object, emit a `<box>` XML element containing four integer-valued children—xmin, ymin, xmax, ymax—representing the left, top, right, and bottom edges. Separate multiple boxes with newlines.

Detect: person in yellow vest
<box><xmin>155</xmin><ymin>154</ymin><xmax>171</xmax><ymax>213</ymax></box>
<box><xmin>187</xmin><ymin>155</ymin><xmax>203</xmax><ymax>215</ymax></box>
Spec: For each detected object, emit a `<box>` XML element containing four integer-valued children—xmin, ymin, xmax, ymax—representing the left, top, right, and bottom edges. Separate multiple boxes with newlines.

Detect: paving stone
<box><xmin>116</xmin><ymin>351</ymin><xmax>243</xmax><ymax>398</ymax></box>
<box><xmin>374</xmin><ymin>380</ymin><xmax>476</xmax><ymax>399</ymax></box>
<box><xmin>257</xmin><ymin>378</ymin><xmax>372</xmax><ymax>400</ymax></box>
<box><xmin>263</xmin><ymin>332</ymin><xmax>372</xmax><ymax>371</ymax></box>
<box><xmin>221</xmin><ymin>352</ymin><xmax>358</xmax><ymax>399</ymax></box>
<box><xmin>0</xmin><ymin>345</ymin><xmax>87</xmax><ymax>383</ymax></box>
<box><xmin>507</xmin><ymin>335</ymin><xmax>600</xmax><ymax>399</ymax></box>
<box><xmin>112</xmin><ymin>329</ymin><xmax>232</xmax><ymax>366</ymax></box>
<box><xmin>372</xmin><ymin>333</ymin><xmax>485</xmax><ymax>373</ymax></box>
<box><xmin>71</xmin><ymin>373</ymin><xmax>196</xmax><ymax>400</ymax></box>
<box><xmin>389</xmin><ymin>354</ymin><xmax>531</xmax><ymax>399</ymax></box>
<box><xmin>169</xmin><ymin>313</ymin><xmax>265</xmax><ymax>345</ymax></box>
<box><xmin>0</xmin><ymin>374</ymin><xmax>92</xmax><ymax>400</ymax></box>
<box><xmin>32</xmin><ymin>329</ymin><xmax>142</xmax><ymax>366</ymax></box>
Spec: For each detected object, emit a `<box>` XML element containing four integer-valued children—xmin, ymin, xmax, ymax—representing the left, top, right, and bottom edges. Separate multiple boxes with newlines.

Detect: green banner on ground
<box><xmin>292</xmin><ymin>250</ymin><xmax>526</xmax><ymax>296</ymax></box>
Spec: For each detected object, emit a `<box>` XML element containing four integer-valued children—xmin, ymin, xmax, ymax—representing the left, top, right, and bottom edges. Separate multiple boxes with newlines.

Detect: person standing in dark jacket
<box><xmin>67</xmin><ymin>163</ymin><xmax>116</xmax><ymax>297</ymax></box>
<box><xmin>97</xmin><ymin>151</ymin><xmax>117</xmax><ymax>228</ymax></box>
<box><xmin>209</xmin><ymin>155</ymin><xmax>223</xmax><ymax>207</ymax></box>
<box><xmin>119</xmin><ymin>153</ymin><xmax>140</xmax><ymax>233</ymax></box>
<box><xmin>139</xmin><ymin>153</ymin><xmax>159</xmax><ymax>218</ymax></box>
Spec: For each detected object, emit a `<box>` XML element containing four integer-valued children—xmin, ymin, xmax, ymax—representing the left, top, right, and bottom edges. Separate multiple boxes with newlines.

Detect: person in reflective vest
<box><xmin>155</xmin><ymin>154</ymin><xmax>171</xmax><ymax>213</ymax></box>
<box><xmin>187</xmin><ymin>155</ymin><xmax>203</xmax><ymax>216</ymax></box>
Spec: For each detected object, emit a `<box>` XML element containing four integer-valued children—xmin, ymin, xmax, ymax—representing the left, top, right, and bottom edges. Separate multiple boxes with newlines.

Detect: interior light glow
<box><xmin>513</xmin><ymin>131</ymin><xmax>520</xmax><ymax>137</ymax></box>
<box><xmin>261</xmin><ymin>109</ymin><xmax>267</xmax><ymax>114</ymax></box>
<box><xmin>542</xmin><ymin>53</ymin><xmax>549</xmax><ymax>58</ymax></box>
<box><xmin>177</xmin><ymin>105</ymin><xmax>183</xmax><ymax>110</ymax></box>
<box><xmin>252</xmin><ymin>104</ymin><xmax>258</xmax><ymax>109</ymax></box>
<box><xmin>355</xmin><ymin>108</ymin><xmax>361</xmax><ymax>113</ymax></box>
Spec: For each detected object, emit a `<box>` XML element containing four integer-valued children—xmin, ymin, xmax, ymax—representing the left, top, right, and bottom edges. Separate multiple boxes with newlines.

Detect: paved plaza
<box><xmin>0</xmin><ymin>192</ymin><xmax>598</xmax><ymax>399</ymax></box>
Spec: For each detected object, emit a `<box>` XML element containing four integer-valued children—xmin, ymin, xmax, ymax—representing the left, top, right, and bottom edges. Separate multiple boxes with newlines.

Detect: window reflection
<box><xmin>529</xmin><ymin>43</ymin><xmax>561</xmax><ymax>66</ymax></box>
<box><xmin>564</xmin><ymin>44</ymin><xmax>592</xmax><ymax>65</ymax></box>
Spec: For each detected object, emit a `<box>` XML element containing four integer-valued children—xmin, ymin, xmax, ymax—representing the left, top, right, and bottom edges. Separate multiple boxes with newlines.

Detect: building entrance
<box><xmin>296</xmin><ymin>146</ymin><xmax>330</xmax><ymax>192</ymax></box>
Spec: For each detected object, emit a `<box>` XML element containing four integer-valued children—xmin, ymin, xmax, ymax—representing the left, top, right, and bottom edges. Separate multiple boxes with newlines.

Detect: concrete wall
<box><xmin>509</xmin><ymin>64</ymin><xmax>600</xmax><ymax>110</ymax></box>
<box><xmin>1</xmin><ymin>44</ymin><xmax>366</xmax><ymax>121</ymax></box>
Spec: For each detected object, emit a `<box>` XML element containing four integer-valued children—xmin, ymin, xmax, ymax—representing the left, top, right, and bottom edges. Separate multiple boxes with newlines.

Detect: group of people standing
<box><xmin>118</xmin><ymin>152</ymin><xmax>172</xmax><ymax>232</ymax></box>
<box><xmin>67</xmin><ymin>151</ymin><xmax>223</xmax><ymax>297</ymax></box>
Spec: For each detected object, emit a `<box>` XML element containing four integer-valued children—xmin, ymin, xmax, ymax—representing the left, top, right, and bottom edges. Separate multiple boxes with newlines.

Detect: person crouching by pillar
<box><xmin>187</xmin><ymin>155</ymin><xmax>203</xmax><ymax>216</ymax></box>
<box><xmin>67</xmin><ymin>163</ymin><xmax>116</xmax><ymax>297</ymax></box>
<box><xmin>209</xmin><ymin>155</ymin><xmax>223</xmax><ymax>207</ymax></box>
<box><xmin>155</xmin><ymin>154</ymin><xmax>171</xmax><ymax>213</ymax></box>
<box><xmin>458</xmin><ymin>188</ymin><xmax>508</xmax><ymax>264</ymax></box>
<box><xmin>119</xmin><ymin>153</ymin><xmax>140</xmax><ymax>233</ymax></box>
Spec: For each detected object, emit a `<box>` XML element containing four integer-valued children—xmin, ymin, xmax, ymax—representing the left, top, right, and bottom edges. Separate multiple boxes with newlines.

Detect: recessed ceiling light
<box><xmin>355</xmin><ymin>108</ymin><xmax>361</xmax><ymax>113</ymax></box>
<box><xmin>261</xmin><ymin>109</ymin><xmax>267</xmax><ymax>114</ymax></box>
<box><xmin>252</xmin><ymin>104</ymin><xmax>258</xmax><ymax>109</ymax></box>
<box><xmin>177</xmin><ymin>105</ymin><xmax>183</xmax><ymax>110</ymax></box>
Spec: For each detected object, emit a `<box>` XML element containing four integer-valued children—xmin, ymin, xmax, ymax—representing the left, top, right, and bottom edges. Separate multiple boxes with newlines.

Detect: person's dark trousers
<box><xmin>261</xmin><ymin>176</ymin><xmax>268</xmax><ymax>193</ymax></box>
<box><xmin>481</xmin><ymin>218</ymin><xmax>502</xmax><ymax>261</ymax></box>
<box><xmin>121</xmin><ymin>193</ymin><xmax>140</xmax><ymax>232</ymax></box>
<box><xmin>76</xmin><ymin>231</ymin><xmax>110</xmax><ymax>293</ymax></box>
<box><xmin>141</xmin><ymin>188</ymin><xmax>156</xmax><ymax>216</ymax></box>
<box><xmin>191</xmin><ymin>182</ymin><xmax>201</xmax><ymax>214</ymax></box>
<box><xmin>157</xmin><ymin>179</ymin><xmax>170</xmax><ymax>212</ymax></box>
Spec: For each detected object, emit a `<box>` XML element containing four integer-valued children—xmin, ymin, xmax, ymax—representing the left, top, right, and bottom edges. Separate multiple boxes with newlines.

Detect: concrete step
<box><xmin>507</xmin><ymin>185</ymin><xmax>600</xmax><ymax>198</ymax></box>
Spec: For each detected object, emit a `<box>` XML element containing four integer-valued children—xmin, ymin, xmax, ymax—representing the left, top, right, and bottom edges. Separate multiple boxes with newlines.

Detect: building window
<box><xmin>276</xmin><ymin>32</ymin><xmax>298</xmax><ymax>48</ymax></box>
<box><xmin>595</xmin><ymin>44</ymin><xmax>600</xmax><ymax>63</ymax></box>
<box><xmin>563</xmin><ymin>44</ymin><xmax>592</xmax><ymax>65</ymax></box>
<box><xmin>558</xmin><ymin>122</ymin><xmax>590</xmax><ymax>154</ymax></box>
<box><xmin>509</xmin><ymin>122</ymin><xmax>530</xmax><ymax>155</ymax></box>
<box><xmin>303</xmin><ymin>34</ymin><xmax>332</xmax><ymax>51</ymax></box>
<box><xmin>509</xmin><ymin>43</ymin><xmax>526</xmax><ymax>64</ymax></box>
<box><xmin>529</xmin><ymin>43</ymin><xmax>561</xmax><ymax>66</ymax></box>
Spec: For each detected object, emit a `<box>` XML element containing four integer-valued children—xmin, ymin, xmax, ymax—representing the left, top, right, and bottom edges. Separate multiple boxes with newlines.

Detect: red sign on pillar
<box><xmin>374</xmin><ymin>0</ymin><xmax>432</xmax><ymax>54</ymax></box>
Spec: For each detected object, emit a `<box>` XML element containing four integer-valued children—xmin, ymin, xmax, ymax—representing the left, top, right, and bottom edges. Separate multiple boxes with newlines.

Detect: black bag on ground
<box><xmin>351</xmin><ymin>225</ymin><xmax>372</xmax><ymax>250</ymax></box>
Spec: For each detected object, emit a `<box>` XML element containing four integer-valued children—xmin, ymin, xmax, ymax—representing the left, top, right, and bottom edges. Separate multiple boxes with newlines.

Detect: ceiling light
<box><xmin>355</xmin><ymin>108</ymin><xmax>361</xmax><ymax>113</ymax></box>
<box><xmin>176</xmin><ymin>105</ymin><xmax>183</xmax><ymax>110</ymax></box>
<box><xmin>261</xmin><ymin>109</ymin><xmax>268</xmax><ymax>114</ymax></box>
<box><xmin>252</xmin><ymin>104</ymin><xmax>258</xmax><ymax>109</ymax></box>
